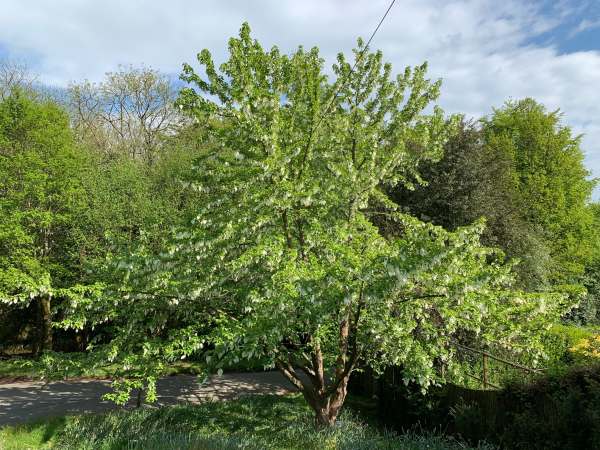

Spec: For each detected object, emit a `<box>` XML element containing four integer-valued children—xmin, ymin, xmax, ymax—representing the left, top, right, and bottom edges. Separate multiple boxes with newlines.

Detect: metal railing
<box><xmin>452</xmin><ymin>341</ymin><xmax>543</xmax><ymax>390</ymax></box>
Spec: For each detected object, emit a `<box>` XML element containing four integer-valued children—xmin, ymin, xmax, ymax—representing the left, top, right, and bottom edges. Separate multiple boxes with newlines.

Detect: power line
<box><xmin>311</xmin><ymin>0</ymin><xmax>397</xmax><ymax>136</ymax></box>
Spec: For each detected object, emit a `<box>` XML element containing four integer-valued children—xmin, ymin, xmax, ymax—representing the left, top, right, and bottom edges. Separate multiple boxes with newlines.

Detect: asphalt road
<box><xmin>0</xmin><ymin>371</ymin><xmax>297</xmax><ymax>427</ymax></box>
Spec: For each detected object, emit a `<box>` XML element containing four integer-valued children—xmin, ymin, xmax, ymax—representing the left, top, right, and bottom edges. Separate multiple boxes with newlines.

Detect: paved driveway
<box><xmin>0</xmin><ymin>371</ymin><xmax>297</xmax><ymax>426</ymax></box>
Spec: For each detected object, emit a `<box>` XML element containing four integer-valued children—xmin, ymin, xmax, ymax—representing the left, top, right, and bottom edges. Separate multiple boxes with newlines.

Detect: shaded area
<box><xmin>10</xmin><ymin>394</ymin><xmax>477</xmax><ymax>450</ymax></box>
<box><xmin>156</xmin><ymin>372</ymin><xmax>293</xmax><ymax>404</ymax></box>
<box><xmin>0</xmin><ymin>371</ymin><xmax>297</xmax><ymax>427</ymax></box>
<box><xmin>0</xmin><ymin>416</ymin><xmax>67</xmax><ymax>449</ymax></box>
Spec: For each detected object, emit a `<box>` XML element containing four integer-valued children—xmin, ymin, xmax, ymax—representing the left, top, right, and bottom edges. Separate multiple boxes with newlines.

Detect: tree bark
<box><xmin>39</xmin><ymin>294</ymin><xmax>53</xmax><ymax>353</ymax></box>
<box><xmin>136</xmin><ymin>388</ymin><xmax>143</xmax><ymax>408</ymax></box>
<box><xmin>304</xmin><ymin>374</ymin><xmax>350</xmax><ymax>427</ymax></box>
<box><xmin>277</xmin><ymin>346</ymin><xmax>352</xmax><ymax>428</ymax></box>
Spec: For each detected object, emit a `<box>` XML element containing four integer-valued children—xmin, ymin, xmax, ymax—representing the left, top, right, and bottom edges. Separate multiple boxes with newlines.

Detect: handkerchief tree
<box><xmin>61</xmin><ymin>24</ymin><xmax>571</xmax><ymax>426</ymax></box>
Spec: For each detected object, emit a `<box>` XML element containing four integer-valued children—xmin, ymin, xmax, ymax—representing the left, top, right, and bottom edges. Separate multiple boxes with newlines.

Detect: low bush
<box><xmin>448</xmin><ymin>364</ymin><xmax>600</xmax><ymax>449</ymax></box>
<box><xmin>489</xmin><ymin>363</ymin><xmax>600</xmax><ymax>449</ymax></box>
<box><xmin>543</xmin><ymin>324</ymin><xmax>600</xmax><ymax>370</ymax></box>
<box><xmin>374</xmin><ymin>363</ymin><xmax>600</xmax><ymax>450</ymax></box>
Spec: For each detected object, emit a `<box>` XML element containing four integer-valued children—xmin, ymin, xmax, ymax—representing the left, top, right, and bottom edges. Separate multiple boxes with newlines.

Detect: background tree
<box><xmin>390</xmin><ymin>102</ymin><xmax>596</xmax><ymax>291</ymax></box>
<box><xmin>481</xmin><ymin>99</ymin><xmax>596</xmax><ymax>286</ymax></box>
<box><xmin>0</xmin><ymin>59</ymin><xmax>36</xmax><ymax>100</ymax></box>
<box><xmin>68</xmin><ymin>66</ymin><xmax>183</xmax><ymax>164</ymax></box>
<box><xmin>59</xmin><ymin>24</ymin><xmax>571</xmax><ymax>426</ymax></box>
<box><xmin>0</xmin><ymin>86</ymin><xmax>204</xmax><ymax>355</ymax></box>
<box><xmin>572</xmin><ymin>203</ymin><xmax>600</xmax><ymax>323</ymax></box>
<box><xmin>389</xmin><ymin>120</ymin><xmax>551</xmax><ymax>289</ymax></box>
<box><xmin>0</xmin><ymin>91</ymin><xmax>93</xmax><ymax>354</ymax></box>
<box><xmin>50</xmin><ymin>122</ymin><xmax>206</xmax><ymax>353</ymax></box>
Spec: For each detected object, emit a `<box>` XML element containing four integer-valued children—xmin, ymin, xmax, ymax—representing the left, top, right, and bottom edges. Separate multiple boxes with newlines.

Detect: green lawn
<box><xmin>0</xmin><ymin>394</ymin><xmax>493</xmax><ymax>449</ymax></box>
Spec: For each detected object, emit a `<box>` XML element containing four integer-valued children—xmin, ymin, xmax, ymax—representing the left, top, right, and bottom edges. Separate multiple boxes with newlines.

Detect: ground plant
<box><xmin>0</xmin><ymin>394</ymin><xmax>495</xmax><ymax>450</ymax></box>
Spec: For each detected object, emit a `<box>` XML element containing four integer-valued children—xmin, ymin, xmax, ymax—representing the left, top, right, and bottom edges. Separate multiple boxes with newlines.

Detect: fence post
<box><xmin>482</xmin><ymin>353</ymin><xmax>488</xmax><ymax>390</ymax></box>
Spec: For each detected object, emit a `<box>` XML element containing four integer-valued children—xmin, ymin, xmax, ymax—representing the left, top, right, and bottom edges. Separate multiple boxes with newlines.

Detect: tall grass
<box><xmin>54</xmin><ymin>395</ymin><xmax>491</xmax><ymax>449</ymax></box>
<box><xmin>1</xmin><ymin>394</ymin><xmax>494</xmax><ymax>449</ymax></box>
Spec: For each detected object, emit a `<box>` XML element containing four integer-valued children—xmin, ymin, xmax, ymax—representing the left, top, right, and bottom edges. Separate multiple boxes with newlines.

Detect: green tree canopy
<box><xmin>0</xmin><ymin>91</ymin><xmax>95</xmax><ymax>353</ymax></box>
<box><xmin>574</xmin><ymin>203</ymin><xmax>600</xmax><ymax>323</ymax></box>
<box><xmin>390</xmin><ymin>101</ymin><xmax>596</xmax><ymax>291</ymax></box>
<box><xmin>59</xmin><ymin>25</ymin><xmax>572</xmax><ymax>426</ymax></box>
<box><xmin>388</xmin><ymin>120</ymin><xmax>551</xmax><ymax>289</ymax></box>
<box><xmin>482</xmin><ymin>99</ymin><xmax>596</xmax><ymax>285</ymax></box>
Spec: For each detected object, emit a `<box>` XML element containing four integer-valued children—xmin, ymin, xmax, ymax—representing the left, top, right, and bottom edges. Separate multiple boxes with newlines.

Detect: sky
<box><xmin>1</xmin><ymin>0</ymin><xmax>599</xmax><ymax>199</ymax></box>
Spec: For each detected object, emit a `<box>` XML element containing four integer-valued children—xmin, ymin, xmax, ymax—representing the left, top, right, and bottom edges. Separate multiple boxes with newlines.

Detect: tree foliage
<box><xmin>69</xmin><ymin>66</ymin><xmax>183</xmax><ymax>163</ymax></box>
<box><xmin>0</xmin><ymin>91</ymin><xmax>96</xmax><ymax>352</ymax></box>
<box><xmin>0</xmin><ymin>59</ymin><xmax>37</xmax><ymax>101</ymax></box>
<box><xmin>390</xmin><ymin>101</ymin><xmax>596</xmax><ymax>291</ymax></box>
<box><xmin>573</xmin><ymin>203</ymin><xmax>600</xmax><ymax>323</ymax></box>
<box><xmin>388</xmin><ymin>120</ymin><xmax>551</xmax><ymax>289</ymax></box>
<box><xmin>58</xmin><ymin>24</ymin><xmax>572</xmax><ymax>426</ymax></box>
<box><xmin>0</xmin><ymin>82</ymin><xmax>205</xmax><ymax>354</ymax></box>
<box><xmin>481</xmin><ymin>99</ymin><xmax>596</xmax><ymax>285</ymax></box>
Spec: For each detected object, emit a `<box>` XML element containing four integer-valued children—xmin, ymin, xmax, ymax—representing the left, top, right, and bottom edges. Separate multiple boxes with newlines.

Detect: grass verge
<box><xmin>0</xmin><ymin>394</ymin><xmax>493</xmax><ymax>449</ymax></box>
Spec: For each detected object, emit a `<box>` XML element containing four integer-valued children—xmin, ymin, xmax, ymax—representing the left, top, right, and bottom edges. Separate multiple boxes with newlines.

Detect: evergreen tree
<box><xmin>390</xmin><ymin>101</ymin><xmax>596</xmax><ymax>291</ymax></box>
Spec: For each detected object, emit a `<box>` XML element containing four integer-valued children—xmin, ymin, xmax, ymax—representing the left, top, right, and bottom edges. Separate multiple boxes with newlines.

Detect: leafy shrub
<box><xmin>543</xmin><ymin>324</ymin><xmax>600</xmax><ymax>370</ymax></box>
<box><xmin>450</xmin><ymin>364</ymin><xmax>600</xmax><ymax>449</ymax></box>
<box><xmin>568</xmin><ymin>334</ymin><xmax>600</xmax><ymax>360</ymax></box>
<box><xmin>370</xmin><ymin>362</ymin><xmax>600</xmax><ymax>449</ymax></box>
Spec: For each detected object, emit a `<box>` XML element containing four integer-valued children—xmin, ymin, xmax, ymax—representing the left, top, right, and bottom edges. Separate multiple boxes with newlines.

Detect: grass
<box><xmin>0</xmin><ymin>358</ymin><xmax>37</xmax><ymax>380</ymax></box>
<box><xmin>0</xmin><ymin>417</ymin><xmax>65</xmax><ymax>449</ymax></box>
<box><xmin>0</xmin><ymin>394</ymin><xmax>494</xmax><ymax>449</ymax></box>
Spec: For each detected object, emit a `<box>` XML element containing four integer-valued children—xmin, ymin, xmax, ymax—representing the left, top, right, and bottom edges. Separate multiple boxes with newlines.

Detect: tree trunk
<box><xmin>315</xmin><ymin>405</ymin><xmax>335</xmax><ymax>427</ymax></box>
<box><xmin>276</xmin><ymin>333</ymin><xmax>356</xmax><ymax>428</ymax></box>
<box><xmin>39</xmin><ymin>294</ymin><xmax>53</xmax><ymax>353</ymax></box>
<box><xmin>302</xmin><ymin>375</ymin><xmax>350</xmax><ymax>427</ymax></box>
<box><xmin>136</xmin><ymin>388</ymin><xmax>143</xmax><ymax>408</ymax></box>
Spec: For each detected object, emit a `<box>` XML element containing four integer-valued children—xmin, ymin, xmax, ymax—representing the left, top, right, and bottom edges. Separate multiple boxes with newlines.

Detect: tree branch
<box><xmin>275</xmin><ymin>358</ymin><xmax>305</xmax><ymax>391</ymax></box>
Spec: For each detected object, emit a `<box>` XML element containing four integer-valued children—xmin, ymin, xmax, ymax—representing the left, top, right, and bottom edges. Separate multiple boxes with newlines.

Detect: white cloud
<box><xmin>0</xmin><ymin>0</ymin><xmax>598</xmax><ymax>197</ymax></box>
<box><xmin>569</xmin><ymin>18</ymin><xmax>600</xmax><ymax>38</ymax></box>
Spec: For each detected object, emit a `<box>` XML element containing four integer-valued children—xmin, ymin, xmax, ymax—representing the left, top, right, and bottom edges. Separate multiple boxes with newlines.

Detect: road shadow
<box><xmin>0</xmin><ymin>372</ymin><xmax>298</xmax><ymax>427</ymax></box>
<box><xmin>155</xmin><ymin>372</ymin><xmax>295</xmax><ymax>405</ymax></box>
<box><xmin>0</xmin><ymin>379</ymin><xmax>115</xmax><ymax>426</ymax></box>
